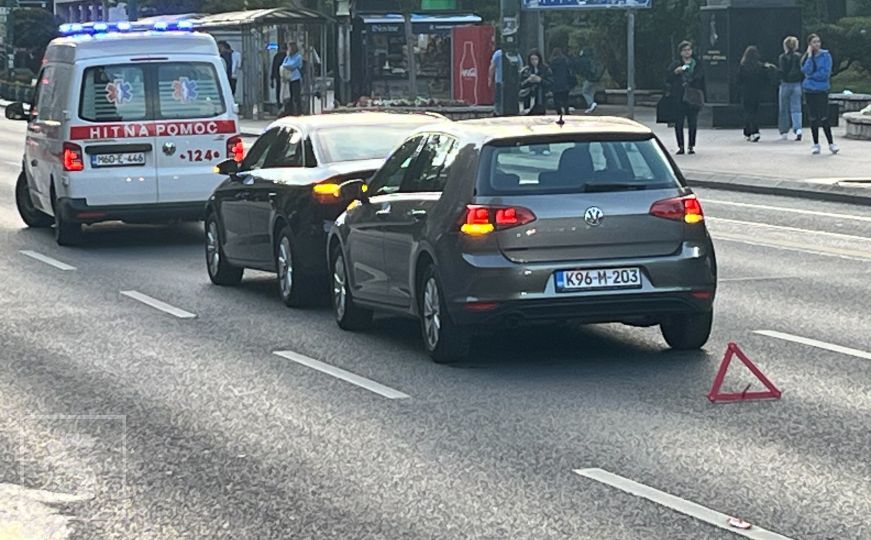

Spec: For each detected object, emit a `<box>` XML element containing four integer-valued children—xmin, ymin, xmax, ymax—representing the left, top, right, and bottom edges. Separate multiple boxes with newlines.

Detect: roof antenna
<box><xmin>556</xmin><ymin>113</ymin><xmax>565</xmax><ymax>127</ymax></box>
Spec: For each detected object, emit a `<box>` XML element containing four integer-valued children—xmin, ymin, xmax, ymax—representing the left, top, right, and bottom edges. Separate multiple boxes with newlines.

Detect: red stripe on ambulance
<box><xmin>70</xmin><ymin>120</ymin><xmax>238</xmax><ymax>140</ymax></box>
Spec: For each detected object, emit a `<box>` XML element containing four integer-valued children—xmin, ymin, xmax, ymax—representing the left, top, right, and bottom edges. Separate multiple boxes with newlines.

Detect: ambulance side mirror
<box><xmin>214</xmin><ymin>159</ymin><xmax>239</xmax><ymax>176</ymax></box>
<box><xmin>5</xmin><ymin>102</ymin><xmax>28</xmax><ymax>121</ymax></box>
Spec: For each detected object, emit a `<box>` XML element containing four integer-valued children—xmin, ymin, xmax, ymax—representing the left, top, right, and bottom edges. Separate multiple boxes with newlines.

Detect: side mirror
<box><xmin>214</xmin><ymin>158</ymin><xmax>239</xmax><ymax>176</ymax></box>
<box><xmin>339</xmin><ymin>179</ymin><xmax>369</xmax><ymax>203</ymax></box>
<box><xmin>5</xmin><ymin>102</ymin><xmax>28</xmax><ymax>121</ymax></box>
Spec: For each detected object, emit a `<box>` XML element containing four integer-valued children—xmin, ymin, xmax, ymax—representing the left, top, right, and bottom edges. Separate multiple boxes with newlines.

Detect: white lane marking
<box><xmin>19</xmin><ymin>250</ymin><xmax>76</xmax><ymax>271</ymax></box>
<box><xmin>713</xmin><ymin>234</ymin><xmax>871</xmax><ymax>262</ymax></box>
<box><xmin>704</xmin><ymin>199</ymin><xmax>871</xmax><ymax>223</ymax></box>
<box><xmin>574</xmin><ymin>468</ymin><xmax>794</xmax><ymax>540</ymax></box>
<box><xmin>273</xmin><ymin>350</ymin><xmax>410</xmax><ymax>400</ymax></box>
<box><xmin>120</xmin><ymin>290</ymin><xmax>196</xmax><ymax>319</ymax></box>
<box><xmin>707</xmin><ymin>217</ymin><xmax>871</xmax><ymax>242</ymax></box>
<box><xmin>756</xmin><ymin>330</ymin><xmax>871</xmax><ymax>361</ymax></box>
<box><xmin>719</xmin><ymin>275</ymin><xmax>800</xmax><ymax>283</ymax></box>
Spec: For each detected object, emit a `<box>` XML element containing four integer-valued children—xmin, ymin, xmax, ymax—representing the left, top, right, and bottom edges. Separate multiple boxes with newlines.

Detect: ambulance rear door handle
<box><xmin>30</xmin><ymin>160</ymin><xmax>38</xmax><ymax>167</ymax></box>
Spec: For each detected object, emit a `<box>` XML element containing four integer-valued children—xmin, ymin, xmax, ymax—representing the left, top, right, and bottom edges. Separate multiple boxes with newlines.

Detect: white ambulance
<box><xmin>7</xmin><ymin>22</ymin><xmax>242</xmax><ymax>245</ymax></box>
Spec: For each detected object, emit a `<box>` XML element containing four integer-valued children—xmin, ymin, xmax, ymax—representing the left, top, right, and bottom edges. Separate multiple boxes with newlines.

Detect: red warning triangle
<box><xmin>708</xmin><ymin>343</ymin><xmax>782</xmax><ymax>403</ymax></box>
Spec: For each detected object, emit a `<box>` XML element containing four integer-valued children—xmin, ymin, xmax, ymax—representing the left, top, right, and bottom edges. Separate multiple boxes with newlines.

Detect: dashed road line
<box><xmin>273</xmin><ymin>350</ymin><xmax>410</xmax><ymax>400</ymax></box>
<box><xmin>120</xmin><ymin>290</ymin><xmax>196</xmax><ymax>319</ymax></box>
<box><xmin>574</xmin><ymin>468</ymin><xmax>794</xmax><ymax>540</ymax></box>
<box><xmin>19</xmin><ymin>250</ymin><xmax>76</xmax><ymax>271</ymax></box>
<box><xmin>707</xmin><ymin>217</ymin><xmax>871</xmax><ymax>242</ymax></box>
<box><xmin>756</xmin><ymin>330</ymin><xmax>871</xmax><ymax>361</ymax></box>
<box><xmin>704</xmin><ymin>199</ymin><xmax>871</xmax><ymax>223</ymax></box>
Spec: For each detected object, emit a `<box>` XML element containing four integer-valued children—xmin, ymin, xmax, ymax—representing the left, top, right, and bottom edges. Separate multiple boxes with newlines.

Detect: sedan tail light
<box><xmin>649</xmin><ymin>195</ymin><xmax>704</xmax><ymax>224</ymax></box>
<box><xmin>63</xmin><ymin>142</ymin><xmax>84</xmax><ymax>172</ymax></box>
<box><xmin>460</xmin><ymin>204</ymin><xmax>536</xmax><ymax>236</ymax></box>
<box><xmin>226</xmin><ymin>135</ymin><xmax>244</xmax><ymax>162</ymax></box>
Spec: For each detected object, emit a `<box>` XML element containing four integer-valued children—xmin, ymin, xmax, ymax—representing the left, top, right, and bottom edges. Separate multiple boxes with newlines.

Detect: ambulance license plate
<box><xmin>91</xmin><ymin>152</ymin><xmax>146</xmax><ymax>168</ymax></box>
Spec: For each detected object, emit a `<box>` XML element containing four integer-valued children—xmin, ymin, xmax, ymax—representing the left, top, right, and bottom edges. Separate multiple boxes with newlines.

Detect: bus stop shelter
<box><xmin>191</xmin><ymin>7</ymin><xmax>333</xmax><ymax>119</ymax></box>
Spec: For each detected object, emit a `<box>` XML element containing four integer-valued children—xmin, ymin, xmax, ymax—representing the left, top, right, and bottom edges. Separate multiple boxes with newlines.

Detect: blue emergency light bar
<box><xmin>58</xmin><ymin>20</ymin><xmax>196</xmax><ymax>36</ymax></box>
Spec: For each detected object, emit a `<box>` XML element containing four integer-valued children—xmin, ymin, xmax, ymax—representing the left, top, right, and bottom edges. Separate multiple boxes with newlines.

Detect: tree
<box><xmin>12</xmin><ymin>8</ymin><xmax>61</xmax><ymax>72</ymax></box>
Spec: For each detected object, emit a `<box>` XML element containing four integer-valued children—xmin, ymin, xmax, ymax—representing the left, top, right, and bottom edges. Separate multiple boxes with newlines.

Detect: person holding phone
<box><xmin>519</xmin><ymin>50</ymin><xmax>552</xmax><ymax>116</ymax></box>
<box><xmin>665</xmin><ymin>41</ymin><xmax>705</xmax><ymax>155</ymax></box>
<box><xmin>801</xmin><ymin>34</ymin><xmax>838</xmax><ymax>154</ymax></box>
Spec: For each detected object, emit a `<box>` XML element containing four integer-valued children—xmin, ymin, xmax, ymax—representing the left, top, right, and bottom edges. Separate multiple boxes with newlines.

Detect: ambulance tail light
<box><xmin>63</xmin><ymin>142</ymin><xmax>85</xmax><ymax>172</ymax></box>
<box><xmin>226</xmin><ymin>135</ymin><xmax>243</xmax><ymax>162</ymax></box>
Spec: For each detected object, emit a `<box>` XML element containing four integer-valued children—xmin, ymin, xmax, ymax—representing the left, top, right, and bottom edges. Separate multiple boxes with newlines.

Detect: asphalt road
<box><xmin>0</xmin><ymin>116</ymin><xmax>869</xmax><ymax>539</ymax></box>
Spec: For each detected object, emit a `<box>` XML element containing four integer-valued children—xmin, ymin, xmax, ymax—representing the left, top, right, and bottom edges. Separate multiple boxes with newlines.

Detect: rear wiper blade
<box><xmin>584</xmin><ymin>183</ymin><xmax>647</xmax><ymax>192</ymax></box>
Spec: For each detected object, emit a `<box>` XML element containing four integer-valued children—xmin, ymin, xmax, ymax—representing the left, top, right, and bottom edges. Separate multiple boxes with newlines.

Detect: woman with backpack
<box><xmin>778</xmin><ymin>36</ymin><xmax>804</xmax><ymax>141</ymax></box>
<box><xmin>802</xmin><ymin>34</ymin><xmax>839</xmax><ymax>154</ymax></box>
<box><xmin>665</xmin><ymin>41</ymin><xmax>706</xmax><ymax>155</ymax></box>
<box><xmin>738</xmin><ymin>46</ymin><xmax>775</xmax><ymax>142</ymax></box>
<box><xmin>550</xmin><ymin>47</ymin><xmax>575</xmax><ymax>117</ymax></box>
<box><xmin>520</xmin><ymin>50</ymin><xmax>552</xmax><ymax>116</ymax></box>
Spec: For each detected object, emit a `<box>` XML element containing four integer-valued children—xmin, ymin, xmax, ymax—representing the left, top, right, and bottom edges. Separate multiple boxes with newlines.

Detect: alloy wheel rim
<box><xmin>423</xmin><ymin>278</ymin><xmax>441</xmax><ymax>350</ymax></box>
<box><xmin>278</xmin><ymin>238</ymin><xmax>293</xmax><ymax>298</ymax></box>
<box><xmin>333</xmin><ymin>255</ymin><xmax>346</xmax><ymax>320</ymax></box>
<box><xmin>206</xmin><ymin>222</ymin><xmax>220</xmax><ymax>276</ymax></box>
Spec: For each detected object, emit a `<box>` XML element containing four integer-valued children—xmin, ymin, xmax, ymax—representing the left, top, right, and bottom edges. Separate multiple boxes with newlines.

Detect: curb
<box><xmin>685</xmin><ymin>171</ymin><xmax>871</xmax><ymax>206</ymax></box>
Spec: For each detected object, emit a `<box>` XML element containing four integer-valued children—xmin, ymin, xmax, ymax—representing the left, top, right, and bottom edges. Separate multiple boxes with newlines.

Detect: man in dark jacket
<box><xmin>549</xmin><ymin>48</ymin><xmax>575</xmax><ymax>116</ymax></box>
<box><xmin>271</xmin><ymin>45</ymin><xmax>287</xmax><ymax>110</ymax></box>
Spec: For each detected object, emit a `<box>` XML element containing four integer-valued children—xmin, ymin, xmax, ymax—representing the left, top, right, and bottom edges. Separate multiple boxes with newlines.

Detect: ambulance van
<box><xmin>6</xmin><ymin>22</ymin><xmax>242</xmax><ymax>245</ymax></box>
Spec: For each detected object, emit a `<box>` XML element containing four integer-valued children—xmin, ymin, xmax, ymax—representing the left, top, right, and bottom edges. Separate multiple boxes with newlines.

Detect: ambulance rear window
<box><xmin>80</xmin><ymin>65</ymin><xmax>147</xmax><ymax>122</ymax></box>
<box><xmin>157</xmin><ymin>63</ymin><xmax>226</xmax><ymax>120</ymax></box>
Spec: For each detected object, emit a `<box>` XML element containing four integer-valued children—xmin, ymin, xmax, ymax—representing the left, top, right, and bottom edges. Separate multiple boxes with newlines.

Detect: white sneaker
<box><xmin>585</xmin><ymin>102</ymin><xmax>598</xmax><ymax>114</ymax></box>
<box><xmin>779</xmin><ymin>133</ymin><xmax>788</xmax><ymax>141</ymax></box>
<box><xmin>829</xmin><ymin>144</ymin><xmax>840</xmax><ymax>154</ymax></box>
<box><xmin>750</xmin><ymin>134</ymin><xmax>761</xmax><ymax>142</ymax></box>
<box><xmin>811</xmin><ymin>144</ymin><xmax>821</xmax><ymax>154</ymax></box>
<box><xmin>744</xmin><ymin>136</ymin><xmax>751</xmax><ymax>142</ymax></box>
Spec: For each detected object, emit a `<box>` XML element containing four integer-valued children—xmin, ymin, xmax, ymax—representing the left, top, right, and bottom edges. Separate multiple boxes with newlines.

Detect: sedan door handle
<box><xmin>375</xmin><ymin>204</ymin><xmax>391</xmax><ymax>217</ymax></box>
<box><xmin>408</xmin><ymin>209</ymin><xmax>427</xmax><ymax>221</ymax></box>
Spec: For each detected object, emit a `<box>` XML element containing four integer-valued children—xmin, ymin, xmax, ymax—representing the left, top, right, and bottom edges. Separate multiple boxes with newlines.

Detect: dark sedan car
<box><xmin>328</xmin><ymin>116</ymin><xmax>718</xmax><ymax>363</ymax></box>
<box><xmin>204</xmin><ymin>112</ymin><xmax>446</xmax><ymax>306</ymax></box>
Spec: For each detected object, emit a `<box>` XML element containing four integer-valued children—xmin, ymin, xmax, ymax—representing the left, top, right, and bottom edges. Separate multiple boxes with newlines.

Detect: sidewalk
<box><xmin>241</xmin><ymin>105</ymin><xmax>871</xmax><ymax>204</ymax></box>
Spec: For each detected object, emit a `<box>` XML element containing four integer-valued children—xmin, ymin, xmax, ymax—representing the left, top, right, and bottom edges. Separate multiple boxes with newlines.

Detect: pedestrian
<box><xmin>281</xmin><ymin>42</ymin><xmax>304</xmax><ymax>116</ymax></box>
<box><xmin>575</xmin><ymin>46</ymin><xmax>604</xmax><ymax>113</ymax></box>
<box><xmin>489</xmin><ymin>46</ymin><xmax>504</xmax><ymax>116</ymax></box>
<box><xmin>778</xmin><ymin>36</ymin><xmax>804</xmax><ymax>141</ymax></box>
<box><xmin>550</xmin><ymin>47</ymin><xmax>575</xmax><ymax>117</ymax></box>
<box><xmin>270</xmin><ymin>44</ymin><xmax>287</xmax><ymax>111</ymax></box>
<box><xmin>801</xmin><ymin>34</ymin><xmax>839</xmax><ymax>154</ymax></box>
<box><xmin>519</xmin><ymin>50</ymin><xmax>552</xmax><ymax>116</ymax></box>
<box><xmin>666</xmin><ymin>40</ymin><xmax>706</xmax><ymax>155</ymax></box>
<box><xmin>219</xmin><ymin>41</ymin><xmax>241</xmax><ymax>97</ymax></box>
<box><xmin>737</xmin><ymin>46</ymin><xmax>775</xmax><ymax>142</ymax></box>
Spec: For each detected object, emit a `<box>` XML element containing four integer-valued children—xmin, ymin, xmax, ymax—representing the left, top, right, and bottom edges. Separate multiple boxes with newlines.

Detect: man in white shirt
<box><xmin>219</xmin><ymin>41</ymin><xmax>242</xmax><ymax>96</ymax></box>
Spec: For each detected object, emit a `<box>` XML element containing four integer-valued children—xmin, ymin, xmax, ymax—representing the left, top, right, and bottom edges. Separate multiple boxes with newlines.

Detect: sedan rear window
<box><xmin>483</xmin><ymin>139</ymin><xmax>681</xmax><ymax>195</ymax></box>
<box><xmin>316</xmin><ymin>125</ymin><xmax>422</xmax><ymax>163</ymax></box>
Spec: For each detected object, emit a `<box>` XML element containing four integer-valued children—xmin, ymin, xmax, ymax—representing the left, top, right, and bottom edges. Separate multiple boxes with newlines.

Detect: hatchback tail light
<box><xmin>63</xmin><ymin>142</ymin><xmax>84</xmax><ymax>172</ymax></box>
<box><xmin>460</xmin><ymin>204</ymin><xmax>536</xmax><ymax>236</ymax></box>
<box><xmin>226</xmin><ymin>135</ymin><xmax>244</xmax><ymax>162</ymax></box>
<box><xmin>649</xmin><ymin>195</ymin><xmax>704</xmax><ymax>224</ymax></box>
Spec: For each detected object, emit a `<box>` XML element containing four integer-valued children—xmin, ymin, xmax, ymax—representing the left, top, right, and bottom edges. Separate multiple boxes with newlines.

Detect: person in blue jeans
<box><xmin>778</xmin><ymin>36</ymin><xmax>803</xmax><ymax>141</ymax></box>
<box><xmin>281</xmin><ymin>42</ymin><xmax>303</xmax><ymax>116</ymax></box>
<box><xmin>801</xmin><ymin>34</ymin><xmax>839</xmax><ymax>154</ymax></box>
<box><xmin>489</xmin><ymin>48</ymin><xmax>503</xmax><ymax>116</ymax></box>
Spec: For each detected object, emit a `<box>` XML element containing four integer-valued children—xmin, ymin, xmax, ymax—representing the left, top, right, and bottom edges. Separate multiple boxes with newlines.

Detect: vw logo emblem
<box><xmin>584</xmin><ymin>206</ymin><xmax>604</xmax><ymax>227</ymax></box>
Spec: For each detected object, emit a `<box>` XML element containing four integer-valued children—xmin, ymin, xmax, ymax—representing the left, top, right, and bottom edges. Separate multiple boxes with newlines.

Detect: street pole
<box><xmin>127</xmin><ymin>0</ymin><xmax>138</xmax><ymax>22</ymax></box>
<box><xmin>627</xmin><ymin>9</ymin><xmax>636</xmax><ymax>120</ymax></box>
<box><xmin>499</xmin><ymin>0</ymin><xmax>521</xmax><ymax>116</ymax></box>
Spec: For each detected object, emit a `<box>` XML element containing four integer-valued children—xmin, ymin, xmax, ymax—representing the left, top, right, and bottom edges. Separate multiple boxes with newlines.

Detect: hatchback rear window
<box><xmin>482</xmin><ymin>139</ymin><xmax>680</xmax><ymax>195</ymax></box>
<box><xmin>80</xmin><ymin>65</ymin><xmax>147</xmax><ymax>122</ymax></box>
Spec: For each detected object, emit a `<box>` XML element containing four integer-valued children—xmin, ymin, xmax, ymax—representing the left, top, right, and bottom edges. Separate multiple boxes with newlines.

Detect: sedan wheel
<box><xmin>205</xmin><ymin>216</ymin><xmax>243</xmax><ymax>286</ymax></box>
<box><xmin>275</xmin><ymin>226</ymin><xmax>315</xmax><ymax>307</ymax></box>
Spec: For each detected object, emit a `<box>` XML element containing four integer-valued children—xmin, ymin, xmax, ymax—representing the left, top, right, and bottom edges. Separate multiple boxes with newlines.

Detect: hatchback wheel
<box><xmin>331</xmin><ymin>248</ymin><xmax>372</xmax><ymax>330</ymax></box>
<box><xmin>15</xmin><ymin>173</ymin><xmax>52</xmax><ymax>228</ymax></box>
<box><xmin>660</xmin><ymin>311</ymin><xmax>713</xmax><ymax>350</ymax></box>
<box><xmin>276</xmin><ymin>226</ymin><xmax>315</xmax><ymax>307</ymax></box>
<box><xmin>205</xmin><ymin>215</ymin><xmax>243</xmax><ymax>286</ymax></box>
<box><xmin>419</xmin><ymin>265</ymin><xmax>471</xmax><ymax>364</ymax></box>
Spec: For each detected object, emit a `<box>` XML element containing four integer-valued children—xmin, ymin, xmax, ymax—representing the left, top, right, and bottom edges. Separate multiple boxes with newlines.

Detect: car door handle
<box><xmin>375</xmin><ymin>205</ymin><xmax>391</xmax><ymax>217</ymax></box>
<box><xmin>408</xmin><ymin>209</ymin><xmax>427</xmax><ymax>221</ymax></box>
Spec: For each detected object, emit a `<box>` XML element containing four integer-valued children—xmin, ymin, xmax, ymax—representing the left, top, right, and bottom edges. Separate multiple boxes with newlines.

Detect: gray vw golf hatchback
<box><xmin>328</xmin><ymin>116</ymin><xmax>717</xmax><ymax>363</ymax></box>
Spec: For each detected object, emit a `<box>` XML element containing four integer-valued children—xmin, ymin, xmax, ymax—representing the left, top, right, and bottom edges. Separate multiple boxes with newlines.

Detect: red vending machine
<box><xmin>452</xmin><ymin>25</ymin><xmax>495</xmax><ymax>105</ymax></box>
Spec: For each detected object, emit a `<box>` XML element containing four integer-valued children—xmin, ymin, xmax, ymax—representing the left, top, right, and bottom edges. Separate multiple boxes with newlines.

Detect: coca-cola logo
<box><xmin>461</xmin><ymin>68</ymin><xmax>477</xmax><ymax>78</ymax></box>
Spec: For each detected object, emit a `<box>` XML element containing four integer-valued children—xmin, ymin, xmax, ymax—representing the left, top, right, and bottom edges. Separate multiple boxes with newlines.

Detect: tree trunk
<box><xmin>403</xmin><ymin>13</ymin><xmax>418</xmax><ymax>101</ymax></box>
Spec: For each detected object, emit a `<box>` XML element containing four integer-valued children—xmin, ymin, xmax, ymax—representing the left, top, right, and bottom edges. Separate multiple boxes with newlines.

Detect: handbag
<box><xmin>683</xmin><ymin>86</ymin><xmax>705</xmax><ymax>108</ymax></box>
